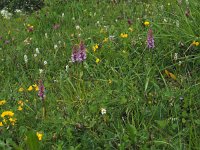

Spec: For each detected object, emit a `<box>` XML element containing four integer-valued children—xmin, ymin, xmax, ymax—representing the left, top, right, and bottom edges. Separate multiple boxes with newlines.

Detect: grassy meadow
<box><xmin>0</xmin><ymin>0</ymin><xmax>200</xmax><ymax>149</ymax></box>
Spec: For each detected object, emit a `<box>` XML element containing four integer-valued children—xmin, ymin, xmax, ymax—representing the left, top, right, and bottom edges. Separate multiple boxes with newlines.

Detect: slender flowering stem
<box><xmin>71</xmin><ymin>41</ymin><xmax>87</xmax><ymax>63</ymax></box>
<box><xmin>78</xmin><ymin>41</ymin><xmax>87</xmax><ymax>62</ymax></box>
<box><xmin>71</xmin><ymin>45</ymin><xmax>79</xmax><ymax>62</ymax></box>
<box><xmin>38</xmin><ymin>80</ymin><xmax>46</xmax><ymax>118</ymax></box>
<box><xmin>147</xmin><ymin>29</ymin><xmax>155</xmax><ymax>49</ymax></box>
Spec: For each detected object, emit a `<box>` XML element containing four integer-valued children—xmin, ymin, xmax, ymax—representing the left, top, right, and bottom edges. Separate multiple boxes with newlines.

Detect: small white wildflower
<box><xmin>96</xmin><ymin>21</ymin><xmax>100</xmax><ymax>26</ymax></box>
<box><xmin>75</xmin><ymin>25</ymin><xmax>80</xmax><ymax>30</ymax></box>
<box><xmin>109</xmin><ymin>35</ymin><xmax>115</xmax><ymax>40</ymax></box>
<box><xmin>54</xmin><ymin>44</ymin><xmax>58</xmax><ymax>49</ymax></box>
<box><xmin>65</xmin><ymin>65</ymin><xmax>69</xmax><ymax>72</ymax></box>
<box><xmin>168</xmin><ymin>117</ymin><xmax>178</xmax><ymax>122</ymax></box>
<box><xmin>176</xmin><ymin>20</ymin><xmax>179</xmax><ymax>27</ymax></box>
<box><xmin>39</xmin><ymin>69</ymin><xmax>43</xmax><ymax>74</ymax></box>
<box><xmin>1</xmin><ymin>9</ymin><xmax>12</xmax><ymax>19</ymax></box>
<box><xmin>33</xmin><ymin>54</ymin><xmax>37</xmax><ymax>57</ymax></box>
<box><xmin>58</xmin><ymin>41</ymin><xmax>61</xmax><ymax>45</ymax></box>
<box><xmin>15</xmin><ymin>9</ymin><xmax>22</xmax><ymax>13</ymax></box>
<box><xmin>72</xmin><ymin>17</ymin><xmax>75</xmax><ymax>20</ymax></box>
<box><xmin>24</xmin><ymin>55</ymin><xmax>28</xmax><ymax>63</ymax></box>
<box><xmin>44</xmin><ymin>61</ymin><xmax>47</xmax><ymax>65</ymax></box>
<box><xmin>178</xmin><ymin>61</ymin><xmax>182</xmax><ymax>66</ymax></box>
<box><xmin>62</xmin><ymin>13</ymin><xmax>64</xmax><ymax>18</ymax></box>
<box><xmin>45</xmin><ymin>33</ymin><xmax>48</xmax><ymax>38</ymax></box>
<box><xmin>174</xmin><ymin>53</ymin><xmax>178</xmax><ymax>61</ymax></box>
<box><xmin>36</xmin><ymin>48</ymin><xmax>40</xmax><ymax>54</ymax></box>
<box><xmin>78</xmin><ymin>34</ymin><xmax>81</xmax><ymax>37</ymax></box>
<box><xmin>104</xmin><ymin>26</ymin><xmax>108</xmax><ymax>31</ymax></box>
<box><xmin>163</xmin><ymin>18</ymin><xmax>167</xmax><ymax>22</ymax></box>
<box><xmin>185</xmin><ymin>0</ymin><xmax>189</xmax><ymax>5</ymax></box>
<box><xmin>101</xmin><ymin>108</ymin><xmax>106</xmax><ymax>115</ymax></box>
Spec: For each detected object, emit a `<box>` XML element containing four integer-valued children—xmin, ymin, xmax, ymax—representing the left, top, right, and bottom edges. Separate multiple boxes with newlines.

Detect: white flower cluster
<box><xmin>1</xmin><ymin>9</ymin><xmax>12</xmax><ymax>19</ymax></box>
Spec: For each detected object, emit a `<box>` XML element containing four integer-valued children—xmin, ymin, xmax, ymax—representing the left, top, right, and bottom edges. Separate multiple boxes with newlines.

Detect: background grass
<box><xmin>0</xmin><ymin>0</ymin><xmax>200</xmax><ymax>149</ymax></box>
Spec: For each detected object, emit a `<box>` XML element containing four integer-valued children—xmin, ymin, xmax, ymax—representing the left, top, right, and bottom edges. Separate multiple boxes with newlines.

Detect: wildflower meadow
<box><xmin>0</xmin><ymin>0</ymin><xmax>200</xmax><ymax>149</ymax></box>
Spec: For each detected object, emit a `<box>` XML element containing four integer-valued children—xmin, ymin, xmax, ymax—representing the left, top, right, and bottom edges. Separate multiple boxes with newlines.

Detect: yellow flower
<box><xmin>0</xmin><ymin>122</ymin><xmax>3</xmax><ymax>126</ymax></box>
<box><xmin>18</xmin><ymin>100</ymin><xmax>24</xmax><ymax>106</ymax></box>
<box><xmin>103</xmin><ymin>38</ymin><xmax>108</xmax><ymax>43</ymax></box>
<box><xmin>0</xmin><ymin>100</ymin><xmax>6</xmax><ymax>106</ymax></box>
<box><xmin>192</xmin><ymin>41</ymin><xmax>199</xmax><ymax>46</ymax></box>
<box><xmin>35</xmin><ymin>86</ymin><xmax>39</xmax><ymax>91</ymax></box>
<box><xmin>9</xmin><ymin>118</ymin><xmax>17</xmax><ymax>126</ymax></box>
<box><xmin>18</xmin><ymin>106</ymin><xmax>23</xmax><ymax>111</ymax></box>
<box><xmin>100</xmin><ymin>28</ymin><xmax>106</xmax><ymax>33</ymax></box>
<box><xmin>36</xmin><ymin>132</ymin><xmax>43</xmax><ymax>141</ymax></box>
<box><xmin>96</xmin><ymin>58</ymin><xmax>100</xmax><ymax>63</ymax></box>
<box><xmin>120</xmin><ymin>33</ymin><xmax>128</xmax><ymax>38</ymax></box>
<box><xmin>128</xmin><ymin>27</ymin><xmax>133</xmax><ymax>32</ymax></box>
<box><xmin>144</xmin><ymin>21</ymin><xmax>150</xmax><ymax>26</ymax></box>
<box><xmin>33</xmin><ymin>84</ymin><xmax>39</xmax><ymax>91</ymax></box>
<box><xmin>93</xmin><ymin>44</ymin><xmax>98</xmax><ymax>52</ymax></box>
<box><xmin>1</xmin><ymin>111</ymin><xmax>14</xmax><ymax>118</ymax></box>
<box><xmin>27</xmin><ymin>86</ymin><xmax>33</xmax><ymax>91</ymax></box>
<box><xmin>3</xmin><ymin>118</ymin><xmax>6</xmax><ymax>123</ymax></box>
<box><xmin>18</xmin><ymin>87</ymin><xmax>24</xmax><ymax>92</ymax></box>
<box><xmin>108</xmin><ymin>79</ymin><xmax>112</xmax><ymax>84</ymax></box>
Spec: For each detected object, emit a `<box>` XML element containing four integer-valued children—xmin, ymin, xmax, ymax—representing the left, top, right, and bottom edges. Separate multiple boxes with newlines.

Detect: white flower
<box><xmin>65</xmin><ymin>65</ymin><xmax>69</xmax><ymax>72</ymax></box>
<box><xmin>39</xmin><ymin>69</ymin><xmax>43</xmax><ymax>74</ymax></box>
<box><xmin>176</xmin><ymin>20</ymin><xmax>179</xmax><ymax>27</ymax></box>
<box><xmin>54</xmin><ymin>44</ymin><xmax>58</xmax><ymax>49</ymax></box>
<box><xmin>45</xmin><ymin>33</ymin><xmax>48</xmax><ymax>38</ymax></box>
<box><xmin>44</xmin><ymin>61</ymin><xmax>47</xmax><ymax>65</ymax></box>
<box><xmin>1</xmin><ymin>9</ymin><xmax>12</xmax><ymax>19</ymax></box>
<box><xmin>75</xmin><ymin>25</ymin><xmax>80</xmax><ymax>30</ymax></box>
<box><xmin>58</xmin><ymin>41</ymin><xmax>61</xmax><ymax>45</ymax></box>
<box><xmin>36</xmin><ymin>48</ymin><xmax>40</xmax><ymax>54</ymax></box>
<box><xmin>178</xmin><ymin>61</ymin><xmax>182</xmax><ymax>66</ymax></box>
<box><xmin>109</xmin><ymin>35</ymin><xmax>115</xmax><ymax>40</ymax></box>
<box><xmin>96</xmin><ymin>21</ymin><xmax>100</xmax><ymax>26</ymax></box>
<box><xmin>101</xmin><ymin>108</ymin><xmax>106</xmax><ymax>115</ymax></box>
<box><xmin>33</xmin><ymin>54</ymin><xmax>37</xmax><ymax>57</ymax></box>
<box><xmin>185</xmin><ymin>0</ymin><xmax>189</xmax><ymax>5</ymax></box>
<box><xmin>174</xmin><ymin>53</ymin><xmax>178</xmax><ymax>61</ymax></box>
<box><xmin>15</xmin><ymin>9</ymin><xmax>22</xmax><ymax>13</ymax></box>
<box><xmin>62</xmin><ymin>13</ymin><xmax>64</xmax><ymax>18</ymax></box>
<box><xmin>24</xmin><ymin>55</ymin><xmax>28</xmax><ymax>63</ymax></box>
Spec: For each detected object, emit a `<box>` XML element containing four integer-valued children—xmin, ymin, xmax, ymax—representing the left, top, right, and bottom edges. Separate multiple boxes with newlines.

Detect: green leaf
<box><xmin>155</xmin><ymin>120</ymin><xmax>168</xmax><ymax>129</ymax></box>
<box><xmin>126</xmin><ymin>124</ymin><xmax>137</xmax><ymax>144</ymax></box>
<box><xmin>195</xmin><ymin>119</ymin><xmax>200</xmax><ymax>125</ymax></box>
<box><xmin>26</xmin><ymin>130</ymin><xmax>40</xmax><ymax>150</ymax></box>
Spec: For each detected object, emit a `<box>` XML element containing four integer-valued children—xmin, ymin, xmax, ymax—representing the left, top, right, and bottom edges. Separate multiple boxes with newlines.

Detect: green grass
<box><xmin>0</xmin><ymin>0</ymin><xmax>200</xmax><ymax>149</ymax></box>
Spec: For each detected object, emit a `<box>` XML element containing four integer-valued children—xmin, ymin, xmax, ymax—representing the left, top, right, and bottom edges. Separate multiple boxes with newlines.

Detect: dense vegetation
<box><xmin>0</xmin><ymin>0</ymin><xmax>200</xmax><ymax>149</ymax></box>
